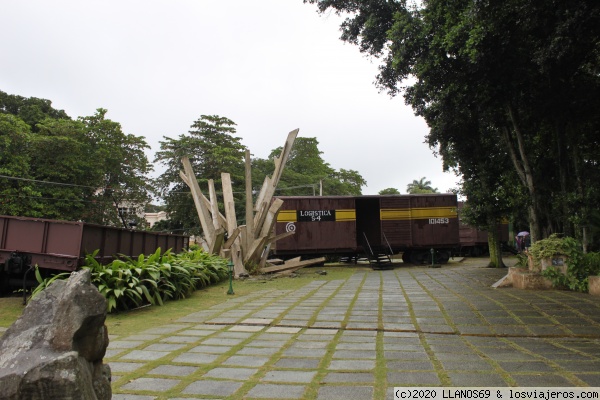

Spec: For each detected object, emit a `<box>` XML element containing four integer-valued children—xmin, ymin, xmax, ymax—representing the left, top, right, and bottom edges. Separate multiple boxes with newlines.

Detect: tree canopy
<box><xmin>0</xmin><ymin>91</ymin><xmax>153</xmax><ymax>226</ymax></box>
<box><xmin>154</xmin><ymin>115</ymin><xmax>246</xmax><ymax>235</ymax></box>
<box><xmin>261</xmin><ymin>137</ymin><xmax>366</xmax><ymax>197</ymax></box>
<box><xmin>379</xmin><ymin>188</ymin><xmax>400</xmax><ymax>195</ymax></box>
<box><xmin>155</xmin><ymin>123</ymin><xmax>367</xmax><ymax>235</ymax></box>
<box><xmin>305</xmin><ymin>0</ymin><xmax>600</xmax><ymax>249</ymax></box>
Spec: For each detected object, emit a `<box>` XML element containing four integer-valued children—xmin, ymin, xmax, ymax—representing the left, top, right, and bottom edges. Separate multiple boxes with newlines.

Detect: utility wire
<box><xmin>168</xmin><ymin>183</ymin><xmax>317</xmax><ymax>195</ymax></box>
<box><xmin>0</xmin><ymin>174</ymin><xmax>99</xmax><ymax>189</ymax></box>
<box><xmin>1</xmin><ymin>194</ymin><xmax>112</xmax><ymax>204</ymax></box>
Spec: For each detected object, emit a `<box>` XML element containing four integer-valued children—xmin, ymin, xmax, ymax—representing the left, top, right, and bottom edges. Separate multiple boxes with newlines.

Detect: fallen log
<box><xmin>260</xmin><ymin>257</ymin><xmax>326</xmax><ymax>274</ymax></box>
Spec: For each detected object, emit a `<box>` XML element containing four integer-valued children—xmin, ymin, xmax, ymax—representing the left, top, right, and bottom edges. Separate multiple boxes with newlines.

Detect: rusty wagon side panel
<box><xmin>80</xmin><ymin>224</ymin><xmax>188</xmax><ymax>265</ymax></box>
<box><xmin>378</xmin><ymin>194</ymin><xmax>459</xmax><ymax>250</ymax></box>
<box><xmin>0</xmin><ymin>215</ymin><xmax>189</xmax><ymax>273</ymax></box>
<box><xmin>0</xmin><ymin>216</ymin><xmax>84</xmax><ymax>272</ymax></box>
<box><xmin>273</xmin><ymin>196</ymin><xmax>358</xmax><ymax>256</ymax></box>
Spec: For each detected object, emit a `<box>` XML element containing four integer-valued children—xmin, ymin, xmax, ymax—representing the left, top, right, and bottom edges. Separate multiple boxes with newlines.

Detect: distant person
<box><xmin>515</xmin><ymin>236</ymin><xmax>523</xmax><ymax>252</ymax></box>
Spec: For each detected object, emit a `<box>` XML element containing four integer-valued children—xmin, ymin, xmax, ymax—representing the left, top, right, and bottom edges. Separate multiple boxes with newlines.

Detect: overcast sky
<box><xmin>1</xmin><ymin>0</ymin><xmax>461</xmax><ymax>195</ymax></box>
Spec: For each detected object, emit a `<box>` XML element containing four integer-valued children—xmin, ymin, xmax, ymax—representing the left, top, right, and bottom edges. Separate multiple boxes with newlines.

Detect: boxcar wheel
<box><xmin>401</xmin><ymin>251</ymin><xmax>411</xmax><ymax>264</ymax></box>
<box><xmin>437</xmin><ymin>250</ymin><xmax>450</xmax><ymax>264</ymax></box>
<box><xmin>410</xmin><ymin>251</ymin><xmax>426</xmax><ymax>265</ymax></box>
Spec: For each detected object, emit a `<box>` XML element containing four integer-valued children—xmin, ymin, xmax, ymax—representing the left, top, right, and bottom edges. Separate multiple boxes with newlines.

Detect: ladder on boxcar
<box><xmin>361</xmin><ymin>232</ymin><xmax>394</xmax><ymax>269</ymax></box>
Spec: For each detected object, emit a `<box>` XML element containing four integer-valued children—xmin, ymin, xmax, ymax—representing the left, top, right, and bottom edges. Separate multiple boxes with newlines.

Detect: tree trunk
<box><xmin>503</xmin><ymin>104</ymin><xmax>542</xmax><ymax>242</ymax></box>
<box><xmin>555</xmin><ymin>123</ymin><xmax>573</xmax><ymax>237</ymax></box>
<box><xmin>572</xmin><ymin>146</ymin><xmax>589</xmax><ymax>253</ymax></box>
<box><xmin>487</xmin><ymin>221</ymin><xmax>505</xmax><ymax>268</ymax></box>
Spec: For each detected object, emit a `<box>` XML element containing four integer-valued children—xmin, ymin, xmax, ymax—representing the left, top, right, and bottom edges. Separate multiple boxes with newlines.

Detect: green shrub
<box><xmin>32</xmin><ymin>248</ymin><xmax>229</xmax><ymax>312</ymax></box>
<box><xmin>529</xmin><ymin>234</ymin><xmax>583</xmax><ymax>269</ymax></box>
<box><xmin>514</xmin><ymin>253</ymin><xmax>529</xmax><ymax>268</ymax></box>
<box><xmin>584</xmin><ymin>252</ymin><xmax>600</xmax><ymax>277</ymax></box>
<box><xmin>533</xmin><ymin>234</ymin><xmax>595</xmax><ymax>292</ymax></box>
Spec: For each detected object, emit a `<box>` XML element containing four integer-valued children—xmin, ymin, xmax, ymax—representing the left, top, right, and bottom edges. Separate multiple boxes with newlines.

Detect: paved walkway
<box><xmin>107</xmin><ymin>264</ymin><xmax>600</xmax><ymax>400</ymax></box>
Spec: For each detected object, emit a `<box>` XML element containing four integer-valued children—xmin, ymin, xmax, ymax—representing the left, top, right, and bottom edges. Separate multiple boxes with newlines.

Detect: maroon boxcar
<box><xmin>273</xmin><ymin>194</ymin><xmax>459</xmax><ymax>265</ymax></box>
<box><xmin>376</xmin><ymin>194</ymin><xmax>459</xmax><ymax>264</ymax></box>
<box><xmin>0</xmin><ymin>215</ymin><xmax>189</xmax><ymax>295</ymax></box>
<box><xmin>273</xmin><ymin>196</ymin><xmax>358</xmax><ymax>256</ymax></box>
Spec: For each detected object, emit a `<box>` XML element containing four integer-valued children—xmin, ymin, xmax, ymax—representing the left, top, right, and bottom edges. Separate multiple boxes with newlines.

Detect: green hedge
<box><xmin>534</xmin><ymin>235</ymin><xmax>600</xmax><ymax>292</ymax></box>
<box><xmin>32</xmin><ymin>248</ymin><xmax>229</xmax><ymax>312</ymax></box>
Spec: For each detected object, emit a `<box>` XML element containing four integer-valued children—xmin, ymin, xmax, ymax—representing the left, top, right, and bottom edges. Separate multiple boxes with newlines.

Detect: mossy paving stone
<box><xmin>121</xmin><ymin>377</ymin><xmax>180</xmax><ymax>392</ymax></box>
<box><xmin>146</xmin><ymin>365</ymin><xmax>198</xmax><ymax>376</ymax></box>
<box><xmin>386</xmin><ymin>360</ymin><xmax>436</xmax><ymax>371</ymax></box>
<box><xmin>322</xmin><ymin>372</ymin><xmax>375</xmax><ymax>383</ymax></box>
<box><xmin>222</xmin><ymin>355</ymin><xmax>271</xmax><ymax>367</ymax></box>
<box><xmin>447</xmin><ymin>372</ymin><xmax>510</xmax><ymax>386</ymax></box>
<box><xmin>182</xmin><ymin>379</ymin><xmax>244</xmax><ymax>397</ymax></box>
<box><xmin>109</xmin><ymin>361</ymin><xmax>145</xmax><ymax>373</ymax></box>
<box><xmin>245</xmin><ymin>383</ymin><xmax>307</xmax><ymax>399</ymax></box>
<box><xmin>188</xmin><ymin>344</ymin><xmax>232</xmax><ymax>353</ymax></box>
<box><xmin>328</xmin><ymin>359</ymin><xmax>376</xmax><ymax>370</ymax></box>
<box><xmin>332</xmin><ymin>349</ymin><xmax>377</xmax><ymax>359</ymax></box>
<box><xmin>511</xmin><ymin>373</ymin><xmax>575</xmax><ymax>386</ymax></box>
<box><xmin>316</xmin><ymin>386</ymin><xmax>374</xmax><ymax>400</ymax></box>
<box><xmin>140</xmin><ymin>324</ymin><xmax>188</xmax><ymax>334</ymax></box>
<box><xmin>160</xmin><ymin>335</ymin><xmax>199</xmax><ymax>343</ymax></box>
<box><xmin>171</xmin><ymin>352</ymin><xmax>219</xmax><ymax>364</ymax></box>
<box><xmin>438</xmin><ymin>360</ymin><xmax>495</xmax><ymax>371</ymax></box>
<box><xmin>262</xmin><ymin>370</ymin><xmax>317</xmax><ymax>383</ymax></box>
<box><xmin>274</xmin><ymin>357</ymin><xmax>321</xmax><ymax>369</ymax></box>
<box><xmin>236</xmin><ymin>346</ymin><xmax>281</xmax><ymax>356</ymax></box>
<box><xmin>142</xmin><ymin>343</ymin><xmax>187</xmax><ymax>352</ymax></box>
<box><xmin>553</xmin><ymin>360</ymin><xmax>600</xmax><ymax>372</ymax></box>
<box><xmin>119</xmin><ymin>350</ymin><xmax>171</xmax><ymax>361</ymax></box>
<box><xmin>112</xmin><ymin>395</ymin><xmax>155</xmax><ymax>400</ymax></box>
<box><xmin>387</xmin><ymin>371</ymin><xmax>441</xmax><ymax>385</ymax></box>
<box><xmin>203</xmin><ymin>367</ymin><xmax>258</xmax><ymax>380</ymax></box>
<box><xmin>575</xmin><ymin>374</ymin><xmax>600</xmax><ymax>386</ymax></box>
<box><xmin>109</xmin><ymin>340</ymin><xmax>146</xmax><ymax>349</ymax></box>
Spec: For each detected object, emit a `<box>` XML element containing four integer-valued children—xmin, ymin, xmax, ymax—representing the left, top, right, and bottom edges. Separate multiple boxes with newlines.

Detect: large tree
<box><xmin>0</xmin><ymin>114</ymin><xmax>40</xmax><ymax>216</ymax></box>
<box><xmin>154</xmin><ymin>115</ymin><xmax>246</xmax><ymax>235</ymax></box>
<box><xmin>255</xmin><ymin>137</ymin><xmax>366</xmax><ymax>196</ymax></box>
<box><xmin>305</xmin><ymin>0</ymin><xmax>600</xmax><ymax>246</ymax></box>
<box><xmin>1</xmin><ymin>91</ymin><xmax>153</xmax><ymax>226</ymax></box>
<box><xmin>0</xmin><ymin>90</ymin><xmax>69</xmax><ymax>131</ymax></box>
<box><xmin>79</xmin><ymin>109</ymin><xmax>153</xmax><ymax>226</ymax></box>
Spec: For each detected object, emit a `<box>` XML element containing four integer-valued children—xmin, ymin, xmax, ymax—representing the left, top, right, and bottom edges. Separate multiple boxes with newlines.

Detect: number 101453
<box><xmin>429</xmin><ymin>218</ymin><xmax>449</xmax><ymax>224</ymax></box>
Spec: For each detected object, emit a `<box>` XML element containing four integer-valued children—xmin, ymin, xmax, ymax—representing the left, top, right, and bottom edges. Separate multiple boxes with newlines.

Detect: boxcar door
<box><xmin>355</xmin><ymin>196</ymin><xmax>382</xmax><ymax>253</ymax></box>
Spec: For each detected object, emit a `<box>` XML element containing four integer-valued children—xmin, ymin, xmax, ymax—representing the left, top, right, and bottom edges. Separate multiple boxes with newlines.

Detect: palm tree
<box><xmin>406</xmin><ymin>177</ymin><xmax>438</xmax><ymax>194</ymax></box>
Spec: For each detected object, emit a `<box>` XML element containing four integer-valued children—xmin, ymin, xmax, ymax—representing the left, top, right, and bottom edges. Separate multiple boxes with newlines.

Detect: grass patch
<box><xmin>0</xmin><ymin>265</ymin><xmax>357</xmax><ymax>336</ymax></box>
<box><xmin>107</xmin><ymin>266</ymin><xmax>355</xmax><ymax>336</ymax></box>
<box><xmin>0</xmin><ymin>296</ymin><xmax>24</xmax><ymax>328</ymax></box>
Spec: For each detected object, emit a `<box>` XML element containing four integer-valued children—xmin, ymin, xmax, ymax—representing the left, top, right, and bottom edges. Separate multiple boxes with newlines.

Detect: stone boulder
<box><xmin>0</xmin><ymin>269</ymin><xmax>111</xmax><ymax>400</ymax></box>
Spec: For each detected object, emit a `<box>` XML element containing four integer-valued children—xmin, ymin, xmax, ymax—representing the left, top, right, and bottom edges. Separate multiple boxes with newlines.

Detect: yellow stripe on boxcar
<box><xmin>380</xmin><ymin>209</ymin><xmax>412</xmax><ymax>220</ymax></box>
<box><xmin>335</xmin><ymin>209</ymin><xmax>356</xmax><ymax>221</ymax></box>
<box><xmin>277</xmin><ymin>210</ymin><xmax>297</xmax><ymax>223</ymax></box>
<box><xmin>380</xmin><ymin>207</ymin><xmax>457</xmax><ymax>221</ymax></box>
<box><xmin>411</xmin><ymin>207</ymin><xmax>457</xmax><ymax>219</ymax></box>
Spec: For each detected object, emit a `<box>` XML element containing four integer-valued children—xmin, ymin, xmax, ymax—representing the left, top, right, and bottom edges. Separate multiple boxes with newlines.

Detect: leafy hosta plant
<box><xmin>31</xmin><ymin>248</ymin><xmax>229</xmax><ymax>313</ymax></box>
